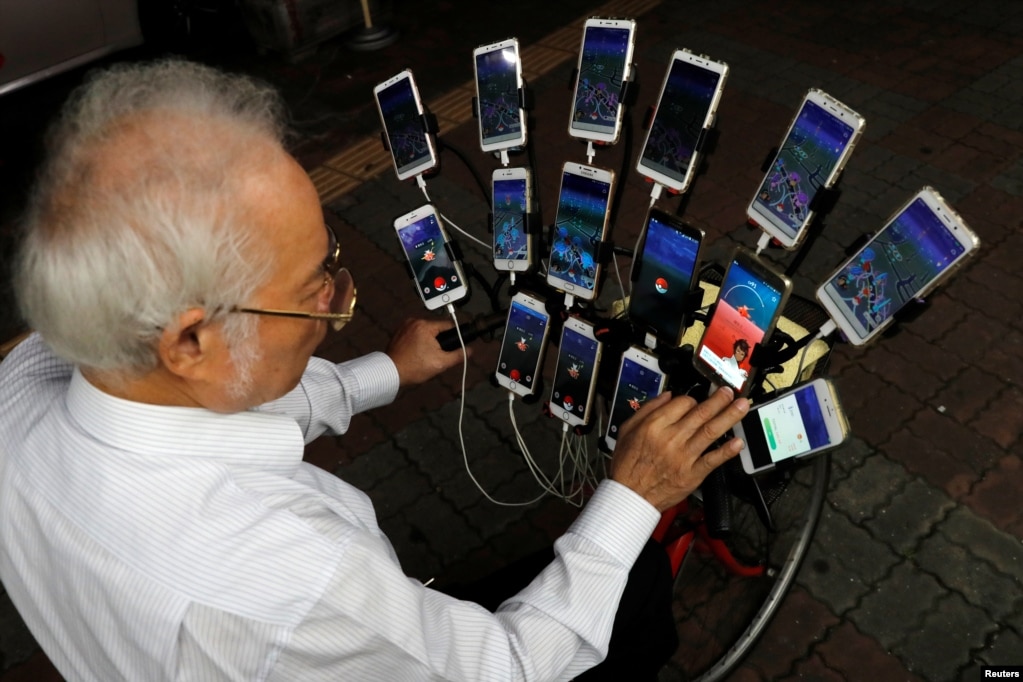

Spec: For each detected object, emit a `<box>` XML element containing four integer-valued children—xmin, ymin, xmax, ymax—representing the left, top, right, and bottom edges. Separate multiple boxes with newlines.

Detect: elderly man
<box><xmin>0</xmin><ymin>60</ymin><xmax>748</xmax><ymax>680</ymax></box>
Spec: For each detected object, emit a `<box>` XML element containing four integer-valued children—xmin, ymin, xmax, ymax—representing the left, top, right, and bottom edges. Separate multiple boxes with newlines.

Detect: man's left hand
<box><xmin>386</xmin><ymin>318</ymin><xmax>469</xmax><ymax>387</ymax></box>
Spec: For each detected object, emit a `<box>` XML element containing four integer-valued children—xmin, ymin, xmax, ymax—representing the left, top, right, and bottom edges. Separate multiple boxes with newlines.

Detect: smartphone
<box><xmin>816</xmin><ymin>187</ymin><xmax>980</xmax><ymax>346</ymax></box>
<box><xmin>568</xmin><ymin>17</ymin><xmax>637</xmax><ymax>145</ymax></box>
<box><xmin>604</xmin><ymin>345</ymin><xmax>666</xmax><ymax>451</ymax></box>
<box><xmin>495</xmin><ymin>291</ymin><xmax>552</xmax><ymax>397</ymax></box>
<box><xmin>546</xmin><ymin>162</ymin><xmax>616</xmax><ymax>301</ymax></box>
<box><xmin>492</xmin><ymin>167</ymin><xmax>533</xmax><ymax>272</ymax></box>
<box><xmin>628</xmin><ymin>209</ymin><xmax>705</xmax><ymax>347</ymax></box>
<box><xmin>393</xmin><ymin>204</ymin><xmax>469</xmax><ymax>310</ymax></box>
<box><xmin>735</xmin><ymin>378</ymin><xmax>849</xmax><ymax>475</ymax></box>
<box><xmin>635</xmin><ymin>49</ymin><xmax>729</xmax><ymax>193</ymax></box>
<box><xmin>694</xmin><ymin>248</ymin><xmax>792</xmax><ymax>395</ymax></box>
<box><xmin>747</xmin><ymin>89</ymin><xmax>865</xmax><ymax>250</ymax></box>
<box><xmin>473</xmin><ymin>38</ymin><xmax>527</xmax><ymax>153</ymax></box>
<box><xmin>550</xmin><ymin>317</ymin><xmax>603</xmax><ymax>427</ymax></box>
<box><xmin>373</xmin><ymin>69</ymin><xmax>438</xmax><ymax>181</ymax></box>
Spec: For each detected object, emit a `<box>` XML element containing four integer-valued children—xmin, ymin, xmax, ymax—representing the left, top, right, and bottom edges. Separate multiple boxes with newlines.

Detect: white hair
<box><xmin>15</xmin><ymin>59</ymin><xmax>289</xmax><ymax>374</ymax></box>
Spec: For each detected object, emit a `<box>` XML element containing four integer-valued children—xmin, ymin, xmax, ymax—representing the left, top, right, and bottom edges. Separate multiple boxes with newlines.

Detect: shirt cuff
<box><xmin>334</xmin><ymin>351</ymin><xmax>400</xmax><ymax>412</ymax></box>
<box><xmin>568</xmin><ymin>479</ymin><xmax>662</xmax><ymax>568</ymax></box>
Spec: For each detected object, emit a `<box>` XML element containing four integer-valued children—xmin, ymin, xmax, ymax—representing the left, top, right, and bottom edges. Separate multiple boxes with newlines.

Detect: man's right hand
<box><xmin>609</xmin><ymin>387</ymin><xmax>749</xmax><ymax>512</ymax></box>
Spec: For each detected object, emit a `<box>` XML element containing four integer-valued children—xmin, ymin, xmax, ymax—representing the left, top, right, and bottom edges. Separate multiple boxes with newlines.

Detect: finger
<box><xmin>616</xmin><ymin>391</ymin><xmax>674</xmax><ymax>439</ymax></box>
<box><xmin>679</xmin><ymin>396</ymin><xmax>750</xmax><ymax>457</ymax></box>
<box><xmin>692</xmin><ymin>436</ymin><xmax>744</xmax><ymax>478</ymax></box>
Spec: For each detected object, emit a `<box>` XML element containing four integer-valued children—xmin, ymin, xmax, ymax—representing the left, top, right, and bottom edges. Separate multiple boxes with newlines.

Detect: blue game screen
<box><xmin>548</xmin><ymin>171</ymin><xmax>611</xmax><ymax>293</ymax></box>
<box><xmin>751</xmin><ymin>99</ymin><xmax>855</xmax><ymax>238</ymax></box>
<box><xmin>822</xmin><ymin>197</ymin><xmax>966</xmax><ymax>337</ymax></box>
<box><xmin>397</xmin><ymin>213</ymin><xmax>461</xmax><ymax>303</ymax></box>
<box><xmin>606</xmin><ymin>355</ymin><xmax>663</xmax><ymax>444</ymax></box>
<box><xmin>551</xmin><ymin>325</ymin><xmax>600</xmax><ymax>420</ymax></box>
<box><xmin>497</xmin><ymin>301</ymin><xmax>549</xmax><ymax>391</ymax></box>
<box><xmin>493</xmin><ymin>177</ymin><xmax>529</xmax><ymax>262</ymax></box>
<box><xmin>571</xmin><ymin>26</ymin><xmax>631</xmax><ymax>135</ymax></box>
<box><xmin>377</xmin><ymin>76</ymin><xmax>432</xmax><ymax>176</ymax></box>
<box><xmin>639</xmin><ymin>59</ymin><xmax>722</xmax><ymax>186</ymax></box>
<box><xmin>629</xmin><ymin>215</ymin><xmax>701</xmax><ymax>342</ymax></box>
<box><xmin>476</xmin><ymin>47</ymin><xmax>523</xmax><ymax>147</ymax></box>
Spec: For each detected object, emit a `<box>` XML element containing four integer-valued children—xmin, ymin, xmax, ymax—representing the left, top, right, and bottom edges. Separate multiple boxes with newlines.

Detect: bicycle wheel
<box><xmin>660</xmin><ymin>452</ymin><xmax>831</xmax><ymax>681</ymax></box>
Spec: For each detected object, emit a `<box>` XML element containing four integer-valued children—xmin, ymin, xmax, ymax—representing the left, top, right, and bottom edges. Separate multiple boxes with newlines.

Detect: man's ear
<box><xmin>158</xmin><ymin>308</ymin><xmax>216</xmax><ymax>380</ymax></box>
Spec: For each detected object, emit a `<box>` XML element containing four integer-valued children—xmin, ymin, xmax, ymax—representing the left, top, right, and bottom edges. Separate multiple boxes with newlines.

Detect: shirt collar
<box><xmin>66</xmin><ymin>368</ymin><xmax>306</xmax><ymax>476</ymax></box>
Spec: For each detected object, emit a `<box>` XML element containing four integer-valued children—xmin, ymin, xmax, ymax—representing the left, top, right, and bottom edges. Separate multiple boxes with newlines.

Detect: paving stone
<box><xmin>363</xmin><ymin>462</ymin><xmax>434</xmax><ymax>521</ymax></box>
<box><xmin>980</xmin><ymin>627</ymin><xmax>1023</xmax><ymax>666</ymax></box>
<box><xmin>828</xmin><ymin>452</ymin><xmax>908</xmax><ymax>524</ymax></box>
<box><xmin>787</xmin><ymin>653</ymin><xmax>845</xmax><ymax>681</ymax></box>
<box><xmin>816</xmin><ymin>620</ymin><xmax>925</xmax><ymax>682</ymax></box>
<box><xmin>808</xmin><ymin>504</ymin><xmax>901</xmax><ymax>588</ymax></box>
<box><xmin>971</xmin><ymin>384</ymin><xmax>1023</xmax><ymax>451</ymax></box>
<box><xmin>741</xmin><ymin>587</ymin><xmax>838</xmax><ymax>681</ymax></box>
<box><xmin>849</xmin><ymin>560</ymin><xmax>945</xmax><ymax>650</ymax></box>
<box><xmin>940</xmin><ymin>506</ymin><xmax>1023</xmax><ymax>581</ymax></box>
<box><xmin>915</xmin><ymin>531</ymin><xmax>1020</xmax><ymax>621</ymax></box>
<box><xmin>963</xmin><ymin>455</ymin><xmax>1023</xmax><ymax>537</ymax></box>
<box><xmin>802</xmin><ymin>509</ymin><xmax>892</xmax><ymax>609</ymax></box>
<box><xmin>864</xmin><ymin>478</ymin><xmax>954</xmax><ymax>556</ymax></box>
<box><xmin>397</xmin><ymin>493</ymin><xmax>481</xmax><ymax>566</ymax></box>
<box><xmin>895</xmin><ymin>592</ymin><xmax>996</xmax><ymax>682</ymax></box>
<box><xmin>335</xmin><ymin>443</ymin><xmax>410</xmax><ymax>490</ymax></box>
<box><xmin>880</xmin><ymin>428</ymin><xmax>971</xmax><ymax>499</ymax></box>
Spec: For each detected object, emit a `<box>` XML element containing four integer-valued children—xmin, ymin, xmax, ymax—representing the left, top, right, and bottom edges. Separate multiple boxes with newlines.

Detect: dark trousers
<box><xmin>441</xmin><ymin>538</ymin><xmax>677</xmax><ymax>680</ymax></box>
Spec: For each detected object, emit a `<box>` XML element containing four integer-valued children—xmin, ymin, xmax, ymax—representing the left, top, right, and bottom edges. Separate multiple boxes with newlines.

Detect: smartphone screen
<box><xmin>819</xmin><ymin>195</ymin><xmax>968</xmax><ymax>340</ymax></box>
<box><xmin>396</xmin><ymin>213</ymin><xmax>463</xmax><ymax>305</ymax></box>
<box><xmin>549</xmin><ymin>170</ymin><xmax>612</xmax><ymax>295</ymax></box>
<box><xmin>377</xmin><ymin>76</ymin><xmax>433</xmax><ymax>179</ymax></box>
<box><xmin>629</xmin><ymin>214</ymin><xmax>702</xmax><ymax>344</ymax></box>
<box><xmin>743</xmin><ymin>382</ymin><xmax>833</xmax><ymax>470</ymax></box>
<box><xmin>476</xmin><ymin>45</ymin><xmax>523</xmax><ymax>150</ymax></box>
<box><xmin>493</xmin><ymin>177</ymin><xmax>529</xmax><ymax>263</ymax></box>
<box><xmin>750</xmin><ymin>98</ymin><xmax>856</xmax><ymax>242</ymax></box>
<box><xmin>571</xmin><ymin>24</ymin><xmax>632</xmax><ymax>137</ymax></box>
<box><xmin>638</xmin><ymin>58</ymin><xmax>724</xmax><ymax>188</ymax></box>
<box><xmin>697</xmin><ymin>257</ymin><xmax>786</xmax><ymax>393</ymax></box>
<box><xmin>550</xmin><ymin>325</ymin><xmax>600</xmax><ymax>422</ymax></box>
<box><xmin>606</xmin><ymin>356</ymin><xmax>664</xmax><ymax>444</ymax></box>
<box><xmin>496</xmin><ymin>300</ymin><xmax>550</xmax><ymax>392</ymax></box>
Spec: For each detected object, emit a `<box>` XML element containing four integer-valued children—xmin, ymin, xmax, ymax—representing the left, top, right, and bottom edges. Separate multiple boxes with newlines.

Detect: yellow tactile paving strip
<box><xmin>311</xmin><ymin>0</ymin><xmax>662</xmax><ymax>204</ymax></box>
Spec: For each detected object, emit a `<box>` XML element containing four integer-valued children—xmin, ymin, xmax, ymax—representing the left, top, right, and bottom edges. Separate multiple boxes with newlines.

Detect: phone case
<box><xmin>374</xmin><ymin>70</ymin><xmax>438</xmax><ymax>181</ymax></box>
<box><xmin>474</xmin><ymin>38</ymin><xmax>526</xmax><ymax>153</ymax></box>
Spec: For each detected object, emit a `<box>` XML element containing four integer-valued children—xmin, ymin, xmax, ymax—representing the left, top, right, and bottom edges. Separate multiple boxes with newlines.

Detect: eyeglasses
<box><xmin>234</xmin><ymin>223</ymin><xmax>356</xmax><ymax>332</ymax></box>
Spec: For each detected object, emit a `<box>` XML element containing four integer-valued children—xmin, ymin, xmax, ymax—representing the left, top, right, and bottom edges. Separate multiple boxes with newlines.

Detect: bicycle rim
<box><xmin>661</xmin><ymin>453</ymin><xmax>830</xmax><ymax>681</ymax></box>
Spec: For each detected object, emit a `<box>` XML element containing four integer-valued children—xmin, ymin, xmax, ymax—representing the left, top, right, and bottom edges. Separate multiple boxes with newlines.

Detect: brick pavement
<box><xmin>2</xmin><ymin>0</ymin><xmax>1023</xmax><ymax>680</ymax></box>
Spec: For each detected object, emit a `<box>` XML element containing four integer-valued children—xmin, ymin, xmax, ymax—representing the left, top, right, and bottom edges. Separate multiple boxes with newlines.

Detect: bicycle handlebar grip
<box><xmin>702</xmin><ymin>466</ymin><xmax>732</xmax><ymax>540</ymax></box>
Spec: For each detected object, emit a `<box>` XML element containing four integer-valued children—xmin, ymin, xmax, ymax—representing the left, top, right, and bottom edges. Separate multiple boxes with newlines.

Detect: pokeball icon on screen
<box><xmin>434</xmin><ymin>277</ymin><xmax>447</xmax><ymax>292</ymax></box>
<box><xmin>510</xmin><ymin>369</ymin><xmax>521</xmax><ymax>381</ymax></box>
<box><xmin>654</xmin><ymin>278</ymin><xmax>669</xmax><ymax>294</ymax></box>
<box><xmin>563</xmin><ymin>396</ymin><xmax>574</xmax><ymax>411</ymax></box>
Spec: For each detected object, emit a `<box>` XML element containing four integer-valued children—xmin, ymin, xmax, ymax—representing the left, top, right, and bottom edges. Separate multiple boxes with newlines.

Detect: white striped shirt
<box><xmin>0</xmin><ymin>334</ymin><xmax>660</xmax><ymax>681</ymax></box>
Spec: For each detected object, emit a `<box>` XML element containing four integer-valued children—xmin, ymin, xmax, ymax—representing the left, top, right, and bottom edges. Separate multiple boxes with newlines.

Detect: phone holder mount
<box><xmin>671</xmin><ymin>125</ymin><xmax>720</xmax><ymax>216</ymax></box>
<box><xmin>380</xmin><ymin>107</ymin><xmax>440</xmax><ymax>155</ymax></box>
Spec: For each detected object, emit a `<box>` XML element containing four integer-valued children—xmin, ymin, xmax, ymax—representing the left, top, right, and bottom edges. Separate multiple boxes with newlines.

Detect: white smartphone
<box><xmin>473</xmin><ymin>38</ymin><xmax>527</xmax><ymax>153</ymax></box>
<box><xmin>393</xmin><ymin>204</ymin><xmax>469</xmax><ymax>311</ymax></box>
<box><xmin>604</xmin><ymin>345</ymin><xmax>666</xmax><ymax>451</ymax></box>
<box><xmin>735</xmin><ymin>378</ymin><xmax>849</xmax><ymax>475</ymax></box>
<box><xmin>546</xmin><ymin>162</ymin><xmax>616</xmax><ymax>301</ymax></box>
<box><xmin>694</xmin><ymin>248</ymin><xmax>792</xmax><ymax>396</ymax></box>
<box><xmin>816</xmin><ymin>187</ymin><xmax>980</xmax><ymax>346</ymax></box>
<box><xmin>492</xmin><ymin>166</ymin><xmax>533</xmax><ymax>272</ymax></box>
<box><xmin>635</xmin><ymin>49</ymin><xmax>729</xmax><ymax>193</ymax></box>
<box><xmin>628</xmin><ymin>208</ymin><xmax>705</xmax><ymax>347</ymax></box>
<box><xmin>549</xmin><ymin>317</ymin><xmax>603</xmax><ymax>428</ymax></box>
<box><xmin>374</xmin><ymin>69</ymin><xmax>439</xmax><ymax>181</ymax></box>
<box><xmin>568</xmin><ymin>17</ymin><xmax>637</xmax><ymax>145</ymax></box>
<box><xmin>747</xmin><ymin>89</ymin><xmax>865</xmax><ymax>250</ymax></box>
<box><xmin>495</xmin><ymin>291</ymin><xmax>552</xmax><ymax>398</ymax></box>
